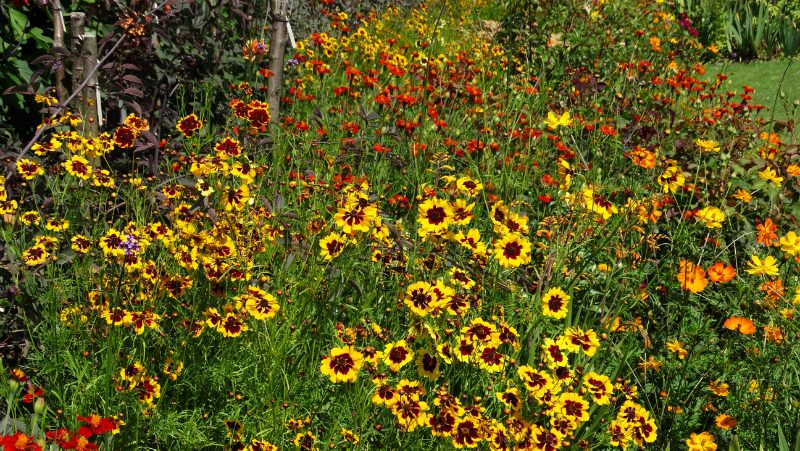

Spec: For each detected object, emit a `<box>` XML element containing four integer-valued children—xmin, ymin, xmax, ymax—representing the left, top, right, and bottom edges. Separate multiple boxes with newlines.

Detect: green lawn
<box><xmin>702</xmin><ymin>59</ymin><xmax>800</xmax><ymax>120</ymax></box>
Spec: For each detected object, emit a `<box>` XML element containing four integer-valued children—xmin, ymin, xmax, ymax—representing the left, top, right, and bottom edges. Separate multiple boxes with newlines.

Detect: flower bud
<box><xmin>34</xmin><ymin>397</ymin><xmax>45</xmax><ymax>414</ymax></box>
<box><xmin>8</xmin><ymin>379</ymin><xmax>19</xmax><ymax>395</ymax></box>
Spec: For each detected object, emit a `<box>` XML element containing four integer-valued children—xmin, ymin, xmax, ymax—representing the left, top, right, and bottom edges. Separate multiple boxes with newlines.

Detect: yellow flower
<box><xmin>744</xmin><ymin>255</ymin><xmax>779</xmax><ymax>276</ymax></box>
<box><xmin>493</xmin><ymin>234</ymin><xmax>531</xmax><ymax>268</ymax></box>
<box><xmin>666</xmin><ymin>339</ymin><xmax>688</xmax><ymax>359</ymax></box>
<box><xmin>543</xmin><ymin>111</ymin><xmax>573</xmax><ymax>130</ymax></box>
<box><xmin>695</xmin><ymin>139</ymin><xmax>720</xmax><ymax>152</ymax></box>
<box><xmin>541</xmin><ymin>287</ymin><xmax>570</xmax><ymax>319</ymax></box>
<box><xmin>758</xmin><ymin>167</ymin><xmax>783</xmax><ymax>187</ymax></box>
<box><xmin>62</xmin><ymin>155</ymin><xmax>93</xmax><ymax>179</ymax></box>
<box><xmin>707</xmin><ymin>379</ymin><xmax>729</xmax><ymax>396</ymax></box>
<box><xmin>319</xmin><ymin>232</ymin><xmax>346</xmax><ymax>260</ymax></box>
<box><xmin>686</xmin><ymin>432</ymin><xmax>717</xmax><ymax>451</ymax></box>
<box><xmin>695</xmin><ymin>206</ymin><xmax>724</xmax><ymax>228</ymax></box>
<box><xmin>320</xmin><ymin>346</ymin><xmax>363</xmax><ymax>383</ymax></box>
<box><xmin>780</xmin><ymin>232</ymin><xmax>800</xmax><ymax>255</ymax></box>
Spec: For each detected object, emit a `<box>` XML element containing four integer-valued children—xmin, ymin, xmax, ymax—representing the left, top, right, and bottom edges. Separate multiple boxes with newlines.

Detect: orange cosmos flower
<box><xmin>707</xmin><ymin>262</ymin><xmax>735</xmax><ymax>283</ymax></box>
<box><xmin>715</xmin><ymin>414</ymin><xmax>737</xmax><ymax>430</ymax></box>
<box><xmin>756</xmin><ymin>218</ymin><xmax>778</xmax><ymax>246</ymax></box>
<box><xmin>677</xmin><ymin>259</ymin><xmax>708</xmax><ymax>293</ymax></box>
<box><xmin>723</xmin><ymin>316</ymin><xmax>756</xmax><ymax>335</ymax></box>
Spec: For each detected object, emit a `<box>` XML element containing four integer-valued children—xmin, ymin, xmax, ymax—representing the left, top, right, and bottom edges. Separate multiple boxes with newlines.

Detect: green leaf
<box><xmin>27</xmin><ymin>27</ymin><xmax>53</xmax><ymax>48</ymax></box>
<box><xmin>8</xmin><ymin>9</ymin><xmax>27</xmax><ymax>38</ymax></box>
<box><xmin>729</xmin><ymin>435</ymin><xmax>741</xmax><ymax>451</ymax></box>
<box><xmin>779</xmin><ymin>426</ymin><xmax>791</xmax><ymax>451</ymax></box>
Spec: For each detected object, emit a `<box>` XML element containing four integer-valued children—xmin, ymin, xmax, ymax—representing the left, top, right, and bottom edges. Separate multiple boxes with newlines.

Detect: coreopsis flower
<box><xmin>93</xmin><ymin>169</ymin><xmax>115</xmax><ymax>187</ymax></box>
<box><xmin>320</xmin><ymin>346</ymin><xmax>363</xmax><ymax>383</ymax></box>
<box><xmin>582</xmin><ymin>372</ymin><xmax>613</xmax><ymax>405</ymax></box>
<box><xmin>557</xmin><ymin>158</ymin><xmax>574</xmax><ymax>190</ymax></box>
<box><xmin>517</xmin><ymin>365</ymin><xmax>554</xmax><ymax>397</ymax></box>
<box><xmin>476</xmin><ymin>344</ymin><xmax>505</xmax><ymax>372</ymax></box>
<box><xmin>451</xmin><ymin>418</ymin><xmax>482</xmax><ymax>448</ymax></box>
<box><xmin>630</xmin><ymin>410</ymin><xmax>658</xmax><ymax>446</ymax></box>
<box><xmin>758</xmin><ymin>167</ymin><xmax>783</xmax><ymax>186</ymax></box>
<box><xmin>456</xmin><ymin>176</ymin><xmax>483</xmax><ymax>196</ymax></box>
<box><xmin>677</xmin><ymin>259</ymin><xmax>708</xmax><ymax>293</ymax></box>
<box><xmin>561</xmin><ymin>327</ymin><xmax>599</xmax><ymax>356</ymax></box>
<box><xmin>214</xmin><ymin>137</ymin><xmax>243</xmax><ymax>159</ymax></box>
<box><xmin>450</xmin><ymin>199</ymin><xmax>475</xmax><ymax>225</ymax></box>
<box><xmin>293</xmin><ymin>431</ymin><xmax>317</xmax><ymax>450</ymax></box>
<box><xmin>608</xmin><ymin>419</ymin><xmax>633</xmax><ymax>447</ymax></box>
<box><xmin>404</xmin><ymin>281</ymin><xmax>439</xmax><ymax>316</ymax></box>
<box><xmin>16</xmin><ymin>159</ymin><xmax>44</xmax><ymax>180</ymax></box>
<box><xmin>449</xmin><ymin>267</ymin><xmax>475</xmax><ymax>289</ymax></box>
<box><xmin>217</xmin><ymin>312</ymin><xmax>248</xmax><ymax>337</ymax></box>
<box><xmin>163</xmin><ymin>358</ymin><xmax>183</xmax><ymax>381</ymax></box>
<box><xmin>251</xmin><ymin>440</ymin><xmax>278</xmax><ymax>451</ymax></box>
<box><xmin>246</xmin><ymin>100</ymin><xmax>271</xmax><ymax>128</ymax></box>
<box><xmin>686</xmin><ymin>432</ymin><xmax>716</xmax><ymax>451</ymax></box>
<box><xmin>340</xmin><ymin>429</ymin><xmax>359</xmax><ymax>444</ymax></box>
<box><xmin>745</xmin><ymin>255</ymin><xmax>779</xmax><ymax>276</ymax></box>
<box><xmin>543</xmin><ymin>111</ymin><xmax>572</xmax><ymax>129</ymax></box>
<box><xmin>23</xmin><ymin>245</ymin><xmax>49</xmax><ymax>266</ymax></box>
<box><xmin>541</xmin><ymin>287</ymin><xmax>570</xmax><ymax>319</ymax></box>
<box><xmin>114</xmin><ymin>125</ymin><xmax>138</xmax><ymax>148</ymax></box>
<box><xmin>707</xmin><ymin>379</ymin><xmax>729</xmax><ymax>396</ymax></box>
<box><xmin>583</xmin><ymin>187</ymin><xmax>618</xmax><ymax>219</ymax></box>
<box><xmin>62</xmin><ymin>155</ymin><xmax>92</xmax><ymax>179</ymax></box>
<box><xmin>230</xmin><ymin>161</ymin><xmax>257</xmax><ymax>184</ymax></box>
<box><xmin>780</xmin><ymin>231</ymin><xmax>800</xmax><ymax>255</ymax></box>
<box><xmin>32</xmin><ymin>138</ymin><xmax>62</xmax><ymax>156</ymax></box>
<box><xmin>383</xmin><ymin>340</ymin><xmax>413</xmax><ymax>373</ymax></box>
<box><xmin>495</xmin><ymin>387</ymin><xmax>522</xmax><ymax>411</ymax></box>
<box><xmin>657</xmin><ymin>162</ymin><xmax>685</xmax><ymax>193</ymax></box>
<box><xmin>176</xmin><ymin>114</ymin><xmax>203</xmax><ymax>138</ymax></box>
<box><xmin>319</xmin><ymin>232</ymin><xmax>346</xmax><ymax>260</ymax></box>
<box><xmin>707</xmin><ymin>262</ymin><xmax>735</xmax><ymax>282</ymax></box>
<box><xmin>554</xmin><ymin>392</ymin><xmax>590</xmax><ymax>423</ymax></box>
<box><xmin>493</xmin><ymin>234</ymin><xmax>531</xmax><ymax>268</ymax></box>
<box><xmin>455</xmin><ymin>229</ymin><xmax>487</xmax><ymax>256</ymax></box>
<box><xmin>335</xmin><ymin>203</ymin><xmax>373</xmax><ymax>234</ymax></box>
<box><xmin>541</xmin><ymin>338</ymin><xmax>568</xmax><ymax>368</ymax></box>
<box><xmin>45</xmin><ymin>217</ymin><xmax>69</xmax><ymax>231</ymax></box>
<box><xmin>223</xmin><ymin>184</ymin><xmax>250</xmax><ymax>211</ymax></box>
<box><xmin>18</xmin><ymin>211</ymin><xmax>40</xmax><ymax>226</ymax></box>
<box><xmin>415</xmin><ymin>349</ymin><xmax>441</xmax><ymax>381</ymax></box>
<box><xmin>666</xmin><ymin>339</ymin><xmax>689</xmax><ymax>359</ymax></box>
<box><xmin>243</xmin><ymin>289</ymin><xmax>280</xmax><ymax>320</ymax></box>
<box><xmin>417</xmin><ymin>197</ymin><xmax>453</xmax><ymax>234</ymax></box>
<box><xmin>695</xmin><ymin>139</ymin><xmax>720</xmax><ymax>152</ymax></box>
<box><xmin>695</xmin><ymin>206</ymin><xmax>724</xmax><ymax>228</ymax></box>
<box><xmin>132</xmin><ymin>376</ymin><xmax>161</xmax><ymax>404</ymax></box>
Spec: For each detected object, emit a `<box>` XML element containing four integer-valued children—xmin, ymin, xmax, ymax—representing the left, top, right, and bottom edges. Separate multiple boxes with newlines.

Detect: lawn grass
<box><xmin>702</xmin><ymin>59</ymin><xmax>800</xmax><ymax>120</ymax></box>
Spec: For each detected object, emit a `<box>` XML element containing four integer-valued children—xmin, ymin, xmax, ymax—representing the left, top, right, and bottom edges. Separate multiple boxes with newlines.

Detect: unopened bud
<box><xmin>8</xmin><ymin>379</ymin><xmax>19</xmax><ymax>394</ymax></box>
<box><xmin>34</xmin><ymin>397</ymin><xmax>45</xmax><ymax>414</ymax></box>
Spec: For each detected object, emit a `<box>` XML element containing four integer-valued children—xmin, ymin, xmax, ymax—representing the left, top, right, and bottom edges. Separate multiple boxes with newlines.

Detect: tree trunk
<box><xmin>69</xmin><ymin>12</ymin><xmax>85</xmax><ymax>111</ymax></box>
<box><xmin>266</xmin><ymin>0</ymin><xmax>289</xmax><ymax>126</ymax></box>
<box><xmin>50</xmin><ymin>0</ymin><xmax>68</xmax><ymax>103</ymax></box>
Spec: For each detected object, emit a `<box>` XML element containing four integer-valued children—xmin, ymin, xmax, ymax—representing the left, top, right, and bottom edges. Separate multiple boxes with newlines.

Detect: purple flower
<box><xmin>286</xmin><ymin>58</ymin><xmax>299</xmax><ymax>67</ymax></box>
<box><xmin>257</xmin><ymin>42</ymin><xmax>268</xmax><ymax>52</ymax></box>
<box><xmin>53</xmin><ymin>60</ymin><xmax>63</xmax><ymax>70</ymax></box>
<box><xmin>118</xmin><ymin>235</ymin><xmax>140</xmax><ymax>256</ymax></box>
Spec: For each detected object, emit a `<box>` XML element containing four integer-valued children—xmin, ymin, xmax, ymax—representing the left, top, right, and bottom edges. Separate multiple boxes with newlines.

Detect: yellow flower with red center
<box><xmin>383</xmin><ymin>340</ymin><xmax>413</xmax><ymax>373</ymax></box>
<box><xmin>495</xmin><ymin>387</ymin><xmax>522</xmax><ymax>411</ymax></box>
<box><xmin>417</xmin><ymin>197</ymin><xmax>453</xmax><ymax>233</ymax></box>
<box><xmin>223</xmin><ymin>184</ymin><xmax>250</xmax><ymax>211</ymax></box>
<box><xmin>176</xmin><ymin>114</ymin><xmax>203</xmax><ymax>138</ymax></box>
<box><xmin>16</xmin><ymin>159</ymin><xmax>44</xmax><ymax>180</ymax></box>
<box><xmin>62</xmin><ymin>155</ymin><xmax>92</xmax><ymax>179</ymax></box>
<box><xmin>415</xmin><ymin>349</ymin><xmax>441</xmax><ymax>381</ymax></box>
<box><xmin>517</xmin><ymin>365</ymin><xmax>554</xmax><ymax>397</ymax></box>
<box><xmin>23</xmin><ymin>245</ymin><xmax>49</xmax><ymax>266</ymax></box>
<box><xmin>583</xmin><ymin>372</ymin><xmax>613</xmax><ymax>405</ymax></box>
<box><xmin>554</xmin><ymin>392</ymin><xmax>590</xmax><ymax>423</ymax></box>
<box><xmin>493</xmin><ymin>234</ymin><xmax>531</xmax><ymax>268</ymax></box>
<box><xmin>404</xmin><ymin>281</ymin><xmax>438</xmax><ymax>316</ymax></box>
<box><xmin>320</xmin><ymin>346</ymin><xmax>363</xmax><ymax>383</ymax></box>
<box><xmin>561</xmin><ymin>327</ymin><xmax>599</xmax><ymax>356</ymax></box>
<box><xmin>541</xmin><ymin>287</ymin><xmax>570</xmax><ymax>319</ymax></box>
<box><xmin>319</xmin><ymin>232</ymin><xmax>346</xmax><ymax>260</ymax></box>
<box><xmin>456</xmin><ymin>176</ymin><xmax>482</xmax><ymax>196</ymax></box>
<box><xmin>217</xmin><ymin>312</ymin><xmax>248</xmax><ymax>337</ymax></box>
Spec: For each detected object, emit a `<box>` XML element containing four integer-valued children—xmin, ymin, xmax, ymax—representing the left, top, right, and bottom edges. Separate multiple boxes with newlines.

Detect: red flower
<box><xmin>1</xmin><ymin>432</ymin><xmax>40</xmax><ymax>451</ymax></box>
<box><xmin>77</xmin><ymin>414</ymin><xmax>116</xmax><ymax>435</ymax></box>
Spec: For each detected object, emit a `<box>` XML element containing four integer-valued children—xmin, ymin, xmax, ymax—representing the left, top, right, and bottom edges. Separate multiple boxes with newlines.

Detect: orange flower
<box><xmin>715</xmin><ymin>414</ymin><xmax>737</xmax><ymax>429</ymax></box>
<box><xmin>677</xmin><ymin>259</ymin><xmax>708</xmax><ymax>293</ymax></box>
<box><xmin>707</xmin><ymin>262</ymin><xmax>735</xmax><ymax>283</ymax></box>
<box><xmin>724</xmin><ymin>316</ymin><xmax>756</xmax><ymax>335</ymax></box>
<box><xmin>756</xmin><ymin>218</ymin><xmax>778</xmax><ymax>246</ymax></box>
<box><xmin>787</xmin><ymin>165</ymin><xmax>800</xmax><ymax>177</ymax></box>
<box><xmin>764</xmin><ymin>323</ymin><xmax>784</xmax><ymax>343</ymax></box>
